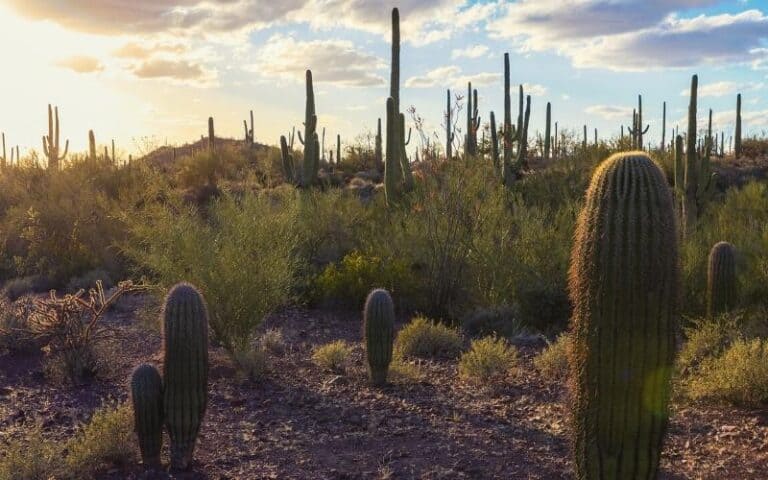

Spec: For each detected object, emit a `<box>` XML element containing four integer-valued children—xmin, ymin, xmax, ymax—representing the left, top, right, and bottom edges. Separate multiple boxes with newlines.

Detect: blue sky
<box><xmin>0</xmin><ymin>0</ymin><xmax>765</xmax><ymax>156</ymax></box>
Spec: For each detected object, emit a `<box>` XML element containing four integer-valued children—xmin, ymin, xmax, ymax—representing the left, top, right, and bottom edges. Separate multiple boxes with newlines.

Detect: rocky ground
<box><xmin>1</xmin><ymin>295</ymin><xmax>767</xmax><ymax>479</ymax></box>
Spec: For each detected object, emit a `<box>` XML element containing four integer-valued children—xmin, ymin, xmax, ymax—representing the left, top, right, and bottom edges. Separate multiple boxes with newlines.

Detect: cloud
<box><xmin>55</xmin><ymin>55</ymin><xmax>104</xmax><ymax>73</ymax></box>
<box><xmin>247</xmin><ymin>34</ymin><xmax>386</xmax><ymax>87</ymax></box>
<box><xmin>488</xmin><ymin>1</ymin><xmax>768</xmax><ymax>71</ymax></box>
<box><xmin>114</xmin><ymin>42</ymin><xmax>187</xmax><ymax>59</ymax></box>
<box><xmin>451</xmin><ymin>45</ymin><xmax>489</xmax><ymax>59</ymax></box>
<box><xmin>585</xmin><ymin>105</ymin><xmax>634</xmax><ymax>120</ymax></box>
<box><xmin>523</xmin><ymin>83</ymin><xmax>548</xmax><ymax>97</ymax></box>
<box><xmin>131</xmin><ymin>58</ymin><xmax>216</xmax><ymax>86</ymax></box>
<box><xmin>679</xmin><ymin>80</ymin><xmax>765</xmax><ymax>97</ymax></box>
<box><xmin>405</xmin><ymin>66</ymin><xmax>499</xmax><ymax>88</ymax></box>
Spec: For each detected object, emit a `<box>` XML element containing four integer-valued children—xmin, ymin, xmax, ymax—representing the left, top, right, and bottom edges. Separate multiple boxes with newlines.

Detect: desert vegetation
<box><xmin>1</xmin><ymin>6</ymin><xmax>767</xmax><ymax>480</ymax></box>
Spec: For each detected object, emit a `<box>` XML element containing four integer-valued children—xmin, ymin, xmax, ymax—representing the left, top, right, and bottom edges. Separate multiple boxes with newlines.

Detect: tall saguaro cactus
<box><xmin>364</xmin><ymin>289</ymin><xmax>395</xmax><ymax>386</ymax></box>
<box><xmin>544</xmin><ymin>102</ymin><xmax>551</xmax><ymax>161</ymax></box>
<box><xmin>207</xmin><ymin>117</ymin><xmax>215</xmax><ymax>153</ymax></box>
<box><xmin>465</xmin><ymin>83</ymin><xmax>480</xmax><ymax>156</ymax></box>
<box><xmin>735</xmin><ymin>93</ymin><xmax>742</xmax><ymax>159</ymax></box>
<box><xmin>131</xmin><ymin>364</ymin><xmax>164</xmax><ymax>467</ymax></box>
<box><xmin>375</xmin><ymin>118</ymin><xmax>383</xmax><ymax>170</ymax></box>
<box><xmin>163</xmin><ymin>283</ymin><xmax>209</xmax><ymax>471</ymax></box>
<box><xmin>385</xmin><ymin>97</ymin><xmax>401</xmax><ymax>205</ymax></box>
<box><xmin>88</xmin><ymin>130</ymin><xmax>96</xmax><ymax>161</ymax></box>
<box><xmin>297</xmin><ymin>70</ymin><xmax>319</xmax><ymax>187</ymax></box>
<box><xmin>707</xmin><ymin>241</ymin><xmax>737</xmax><ymax>318</ymax></box>
<box><xmin>243</xmin><ymin>110</ymin><xmax>254</xmax><ymax>147</ymax></box>
<box><xmin>569</xmin><ymin>152</ymin><xmax>679</xmax><ymax>480</ymax></box>
<box><xmin>490</xmin><ymin>111</ymin><xmax>499</xmax><ymax>170</ymax></box>
<box><xmin>661</xmin><ymin>101</ymin><xmax>667</xmax><ymax>152</ymax></box>
<box><xmin>1</xmin><ymin>132</ymin><xmax>5</xmax><ymax>169</ymax></box>
<box><xmin>336</xmin><ymin>134</ymin><xmax>341</xmax><ymax>165</ymax></box>
<box><xmin>446</xmin><ymin>90</ymin><xmax>454</xmax><ymax>160</ymax></box>
<box><xmin>42</xmin><ymin>104</ymin><xmax>69</xmax><ymax>170</ymax></box>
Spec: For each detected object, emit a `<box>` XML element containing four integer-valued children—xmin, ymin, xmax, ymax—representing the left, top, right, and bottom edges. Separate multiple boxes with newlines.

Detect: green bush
<box><xmin>676</xmin><ymin>315</ymin><xmax>741</xmax><ymax>376</ymax></box>
<box><xmin>458</xmin><ymin>336</ymin><xmax>518</xmax><ymax>384</ymax></box>
<box><xmin>64</xmin><ymin>403</ymin><xmax>136</xmax><ymax>478</ymax></box>
<box><xmin>176</xmin><ymin>145</ymin><xmax>248</xmax><ymax>190</ymax></box>
<box><xmin>533</xmin><ymin>334</ymin><xmax>571</xmax><ymax>381</ymax></box>
<box><xmin>461</xmin><ymin>306</ymin><xmax>526</xmax><ymax>338</ymax></box>
<box><xmin>394</xmin><ymin>317</ymin><xmax>463</xmax><ymax>360</ymax></box>
<box><xmin>685</xmin><ymin>338</ymin><xmax>768</xmax><ymax>406</ymax></box>
<box><xmin>0</xmin><ymin>426</ymin><xmax>59</xmax><ymax>480</ymax></box>
<box><xmin>124</xmin><ymin>190</ymin><xmax>299</xmax><ymax>353</ymax></box>
<box><xmin>314</xmin><ymin>251</ymin><xmax>415</xmax><ymax>308</ymax></box>
<box><xmin>312</xmin><ymin>340</ymin><xmax>354</xmax><ymax>373</ymax></box>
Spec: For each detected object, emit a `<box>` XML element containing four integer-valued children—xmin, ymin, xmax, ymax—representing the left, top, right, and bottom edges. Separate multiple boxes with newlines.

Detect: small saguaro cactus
<box><xmin>336</xmin><ymin>134</ymin><xmax>341</xmax><ymax>165</ymax></box>
<box><xmin>489</xmin><ymin>111</ymin><xmax>499</xmax><ymax>170</ymax></box>
<box><xmin>208</xmin><ymin>117</ymin><xmax>215</xmax><ymax>153</ymax></box>
<box><xmin>88</xmin><ymin>130</ymin><xmax>96</xmax><ymax>161</ymax></box>
<box><xmin>707</xmin><ymin>241</ymin><xmax>737</xmax><ymax>318</ymax></box>
<box><xmin>243</xmin><ymin>110</ymin><xmax>254</xmax><ymax>147</ymax></box>
<box><xmin>445</xmin><ymin>90</ymin><xmax>455</xmax><ymax>160</ymax></box>
<box><xmin>280</xmin><ymin>135</ymin><xmax>295</xmax><ymax>184</ymax></box>
<box><xmin>297</xmin><ymin>70</ymin><xmax>319</xmax><ymax>187</ymax></box>
<box><xmin>465</xmin><ymin>82</ymin><xmax>480</xmax><ymax>156</ymax></box>
<box><xmin>544</xmin><ymin>102</ymin><xmax>551</xmax><ymax>161</ymax></box>
<box><xmin>131</xmin><ymin>363</ymin><xmax>163</xmax><ymax>468</ymax></box>
<box><xmin>42</xmin><ymin>104</ymin><xmax>69</xmax><ymax>170</ymax></box>
<box><xmin>735</xmin><ymin>93</ymin><xmax>742</xmax><ymax>159</ymax></box>
<box><xmin>569</xmin><ymin>152</ymin><xmax>679</xmax><ymax>480</ymax></box>
<box><xmin>375</xmin><ymin>118</ymin><xmax>383</xmax><ymax>169</ymax></box>
<box><xmin>364</xmin><ymin>289</ymin><xmax>395</xmax><ymax>386</ymax></box>
<box><xmin>163</xmin><ymin>283</ymin><xmax>209</xmax><ymax>471</ymax></box>
<box><xmin>626</xmin><ymin>95</ymin><xmax>650</xmax><ymax>150</ymax></box>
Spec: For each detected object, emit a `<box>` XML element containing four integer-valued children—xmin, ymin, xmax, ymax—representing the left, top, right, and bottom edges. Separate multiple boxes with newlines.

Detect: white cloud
<box><xmin>679</xmin><ymin>80</ymin><xmax>765</xmax><ymax>97</ymax></box>
<box><xmin>585</xmin><ymin>105</ymin><xmax>634</xmax><ymax>120</ymax></box>
<box><xmin>131</xmin><ymin>58</ymin><xmax>217</xmax><ymax>86</ymax></box>
<box><xmin>451</xmin><ymin>45</ymin><xmax>489</xmax><ymax>59</ymax></box>
<box><xmin>247</xmin><ymin>34</ymin><xmax>386</xmax><ymax>87</ymax></box>
<box><xmin>55</xmin><ymin>55</ymin><xmax>104</xmax><ymax>73</ymax></box>
<box><xmin>405</xmin><ymin>66</ymin><xmax>500</xmax><ymax>89</ymax></box>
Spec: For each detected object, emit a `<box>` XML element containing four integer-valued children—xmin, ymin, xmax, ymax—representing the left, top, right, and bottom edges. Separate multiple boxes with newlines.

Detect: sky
<box><xmin>0</xmin><ymin>0</ymin><xmax>766</xmax><ymax>158</ymax></box>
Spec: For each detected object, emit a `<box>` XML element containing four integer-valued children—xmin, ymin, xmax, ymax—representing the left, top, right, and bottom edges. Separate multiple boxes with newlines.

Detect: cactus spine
<box><xmin>163</xmin><ymin>283</ymin><xmax>209</xmax><ymax>471</ymax></box>
<box><xmin>570</xmin><ymin>152</ymin><xmax>679</xmax><ymax>480</ymax></box>
<box><xmin>42</xmin><ymin>104</ymin><xmax>69</xmax><ymax>170</ymax></box>
<box><xmin>544</xmin><ymin>102</ymin><xmax>551</xmax><ymax>161</ymax></box>
<box><xmin>707</xmin><ymin>241</ymin><xmax>737</xmax><ymax>318</ymax></box>
<box><xmin>364</xmin><ymin>289</ymin><xmax>395</xmax><ymax>386</ymax></box>
<box><xmin>297</xmin><ymin>70</ymin><xmax>319</xmax><ymax>187</ymax></box>
<box><xmin>735</xmin><ymin>93</ymin><xmax>742</xmax><ymax>159</ymax></box>
<box><xmin>131</xmin><ymin>364</ymin><xmax>163</xmax><ymax>467</ymax></box>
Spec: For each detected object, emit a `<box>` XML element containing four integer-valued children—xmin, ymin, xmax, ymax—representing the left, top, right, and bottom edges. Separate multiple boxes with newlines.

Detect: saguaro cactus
<box><xmin>336</xmin><ymin>134</ymin><xmax>341</xmax><ymax>165</ymax></box>
<box><xmin>375</xmin><ymin>118</ymin><xmax>383</xmax><ymax>169</ymax></box>
<box><xmin>569</xmin><ymin>152</ymin><xmax>679</xmax><ymax>480</ymax></box>
<box><xmin>446</xmin><ymin>90</ymin><xmax>454</xmax><ymax>160</ymax></box>
<box><xmin>207</xmin><ymin>117</ymin><xmax>215</xmax><ymax>153</ymax></box>
<box><xmin>163</xmin><ymin>283</ymin><xmax>209</xmax><ymax>471</ymax></box>
<box><xmin>1</xmin><ymin>132</ymin><xmax>5</xmax><ymax>168</ymax></box>
<box><xmin>297</xmin><ymin>70</ymin><xmax>319</xmax><ymax>187</ymax></box>
<box><xmin>707</xmin><ymin>241</ymin><xmax>737</xmax><ymax>318</ymax></box>
<box><xmin>735</xmin><ymin>93</ymin><xmax>742</xmax><ymax>159</ymax></box>
<box><xmin>42</xmin><ymin>104</ymin><xmax>69</xmax><ymax>170</ymax></box>
<box><xmin>88</xmin><ymin>130</ymin><xmax>96</xmax><ymax>161</ymax></box>
<box><xmin>384</xmin><ymin>97</ymin><xmax>401</xmax><ymax>205</ymax></box>
<box><xmin>131</xmin><ymin>364</ymin><xmax>163</xmax><ymax>467</ymax></box>
<box><xmin>243</xmin><ymin>110</ymin><xmax>254</xmax><ymax>147</ymax></box>
<box><xmin>465</xmin><ymin>83</ymin><xmax>480</xmax><ymax>156</ymax></box>
<box><xmin>490</xmin><ymin>111</ymin><xmax>499</xmax><ymax>170</ymax></box>
<box><xmin>544</xmin><ymin>102</ymin><xmax>551</xmax><ymax>161</ymax></box>
<box><xmin>364</xmin><ymin>289</ymin><xmax>395</xmax><ymax>386</ymax></box>
<box><xmin>280</xmin><ymin>135</ymin><xmax>295</xmax><ymax>184</ymax></box>
<box><xmin>661</xmin><ymin>101</ymin><xmax>667</xmax><ymax>152</ymax></box>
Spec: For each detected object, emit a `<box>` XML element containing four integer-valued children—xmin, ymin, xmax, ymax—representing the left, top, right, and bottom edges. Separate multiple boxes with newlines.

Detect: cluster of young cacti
<box><xmin>569</xmin><ymin>151</ymin><xmax>679</xmax><ymax>480</ymax></box>
<box><xmin>296</xmin><ymin>70</ymin><xmax>320</xmax><ymax>188</ymax></box>
<box><xmin>465</xmin><ymin>83</ymin><xmax>480</xmax><ymax>156</ymax></box>
<box><xmin>130</xmin><ymin>283</ymin><xmax>209</xmax><ymax>471</ymax></box>
<box><xmin>707</xmin><ymin>241</ymin><xmax>737</xmax><ymax>318</ymax></box>
<box><xmin>364</xmin><ymin>288</ymin><xmax>395</xmax><ymax>386</ymax></box>
<box><xmin>627</xmin><ymin>95</ymin><xmax>650</xmax><ymax>150</ymax></box>
<box><xmin>384</xmin><ymin>8</ymin><xmax>414</xmax><ymax>205</ymax></box>
<box><xmin>42</xmin><ymin>104</ymin><xmax>69</xmax><ymax>170</ymax></box>
<box><xmin>674</xmin><ymin>74</ymin><xmax>717</xmax><ymax>237</ymax></box>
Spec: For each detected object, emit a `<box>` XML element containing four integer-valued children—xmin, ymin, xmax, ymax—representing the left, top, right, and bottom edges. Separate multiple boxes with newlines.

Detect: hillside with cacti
<box><xmin>2</xmin><ymin>5</ymin><xmax>768</xmax><ymax>480</ymax></box>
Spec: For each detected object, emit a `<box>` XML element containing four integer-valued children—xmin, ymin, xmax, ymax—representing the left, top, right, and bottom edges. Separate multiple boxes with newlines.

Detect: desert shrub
<box><xmin>125</xmin><ymin>190</ymin><xmax>298</xmax><ymax>353</ymax></box>
<box><xmin>685</xmin><ymin>338</ymin><xmax>768</xmax><ymax>406</ymax></box>
<box><xmin>0</xmin><ymin>426</ymin><xmax>59</xmax><ymax>480</ymax></box>
<box><xmin>27</xmin><ymin>281</ymin><xmax>140</xmax><ymax>383</ymax></box>
<box><xmin>176</xmin><ymin>145</ymin><xmax>248</xmax><ymax>190</ymax></box>
<box><xmin>314</xmin><ymin>251</ymin><xmax>415</xmax><ymax>308</ymax></box>
<box><xmin>461</xmin><ymin>306</ymin><xmax>527</xmax><ymax>338</ymax></box>
<box><xmin>740</xmin><ymin>137</ymin><xmax>768</xmax><ymax>158</ymax></box>
<box><xmin>388</xmin><ymin>357</ymin><xmax>424</xmax><ymax>384</ymax></box>
<box><xmin>232</xmin><ymin>345</ymin><xmax>269</xmax><ymax>381</ymax></box>
<box><xmin>312</xmin><ymin>340</ymin><xmax>354</xmax><ymax>373</ymax></box>
<box><xmin>394</xmin><ymin>317</ymin><xmax>463</xmax><ymax>360</ymax></box>
<box><xmin>2</xmin><ymin>276</ymin><xmax>54</xmax><ymax>301</ymax></box>
<box><xmin>458</xmin><ymin>336</ymin><xmax>518</xmax><ymax>384</ymax></box>
<box><xmin>259</xmin><ymin>328</ymin><xmax>287</xmax><ymax>355</ymax></box>
<box><xmin>533</xmin><ymin>334</ymin><xmax>571</xmax><ymax>380</ymax></box>
<box><xmin>676</xmin><ymin>314</ymin><xmax>742</xmax><ymax>376</ymax></box>
<box><xmin>64</xmin><ymin>403</ymin><xmax>135</xmax><ymax>478</ymax></box>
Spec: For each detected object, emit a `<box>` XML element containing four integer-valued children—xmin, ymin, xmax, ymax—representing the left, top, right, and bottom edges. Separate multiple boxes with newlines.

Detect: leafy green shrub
<box><xmin>533</xmin><ymin>334</ymin><xmax>571</xmax><ymax>380</ymax></box>
<box><xmin>64</xmin><ymin>403</ymin><xmax>136</xmax><ymax>478</ymax></box>
<box><xmin>461</xmin><ymin>306</ymin><xmax>526</xmax><ymax>338</ymax></box>
<box><xmin>458</xmin><ymin>336</ymin><xmax>518</xmax><ymax>384</ymax></box>
<box><xmin>312</xmin><ymin>340</ymin><xmax>354</xmax><ymax>373</ymax></box>
<box><xmin>685</xmin><ymin>338</ymin><xmax>768</xmax><ymax>406</ymax></box>
<box><xmin>176</xmin><ymin>145</ymin><xmax>248</xmax><ymax>190</ymax></box>
<box><xmin>314</xmin><ymin>251</ymin><xmax>415</xmax><ymax>307</ymax></box>
<box><xmin>125</xmin><ymin>190</ymin><xmax>298</xmax><ymax>353</ymax></box>
<box><xmin>676</xmin><ymin>315</ymin><xmax>741</xmax><ymax>376</ymax></box>
<box><xmin>394</xmin><ymin>317</ymin><xmax>463</xmax><ymax>360</ymax></box>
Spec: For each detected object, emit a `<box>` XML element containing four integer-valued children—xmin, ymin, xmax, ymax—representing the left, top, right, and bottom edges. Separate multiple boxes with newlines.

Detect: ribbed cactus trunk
<box><xmin>280</xmin><ymin>135</ymin><xmax>295</xmax><ymax>184</ymax></box>
<box><xmin>637</xmin><ymin>95</ymin><xmax>644</xmax><ymax>150</ymax></box>
<box><xmin>466</xmin><ymin>82</ymin><xmax>473</xmax><ymax>156</ymax></box>
<box><xmin>446</xmin><ymin>90</ymin><xmax>453</xmax><ymax>160</ymax></box>
<box><xmin>1</xmin><ymin>133</ymin><xmax>5</xmax><ymax>169</ymax></box>
<box><xmin>735</xmin><ymin>93</ymin><xmax>742</xmax><ymax>159</ymax></box>
<box><xmin>707</xmin><ymin>241</ymin><xmax>737</xmax><ymax>318</ymax></box>
<box><xmin>208</xmin><ymin>117</ymin><xmax>215</xmax><ymax>153</ymax></box>
<box><xmin>364</xmin><ymin>289</ymin><xmax>395</xmax><ymax>386</ymax></box>
<box><xmin>569</xmin><ymin>152</ymin><xmax>679</xmax><ymax>480</ymax></box>
<box><xmin>300</xmin><ymin>70</ymin><xmax>319</xmax><ymax>188</ymax></box>
<box><xmin>336</xmin><ymin>134</ymin><xmax>341</xmax><ymax>165</ymax></box>
<box><xmin>544</xmin><ymin>103</ymin><xmax>551</xmax><ymax>161</ymax></box>
<box><xmin>375</xmin><ymin>118</ymin><xmax>383</xmax><ymax>170</ymax></box>
<box><xmin>684</xmin><ymin>75</ymin><xmax>699</xmax><ymax>237</ymax></box>
<box><xmin>88</xmin><ymin>130</ymin><xmax>96</xmax><ymax>162</ymax></box>
<box><xmin>163</xmin><ymin>283</ymin><xmax>209</xmax><ymax>471</ymax></box>
<box><xmin>583</xmin><ymin>125</ymin><xmax>587</xmax><ymax>150</ymax></box>
<box><xmin>131</xmin><ymin>364</ymin><xmax>163</xmax><ymax>467</ymax></box>
<box><xmin>661</xmin><ymin>101</ymin><xmax>666</xmax><ymax>152</ymax></box>
<box><xmin>502</xmin><ymin>53</ymin><xmax>512</xmax><ymax>178</ymax></box>
<box><xmin>490</xmin><ymin>111</ymin><xmax>499</xmax><ymax>171</ymax></box>
<box><xmin>384</xmin><ymin>97</ymin><xmax>400</xmax><ymax>205</ymax></box>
